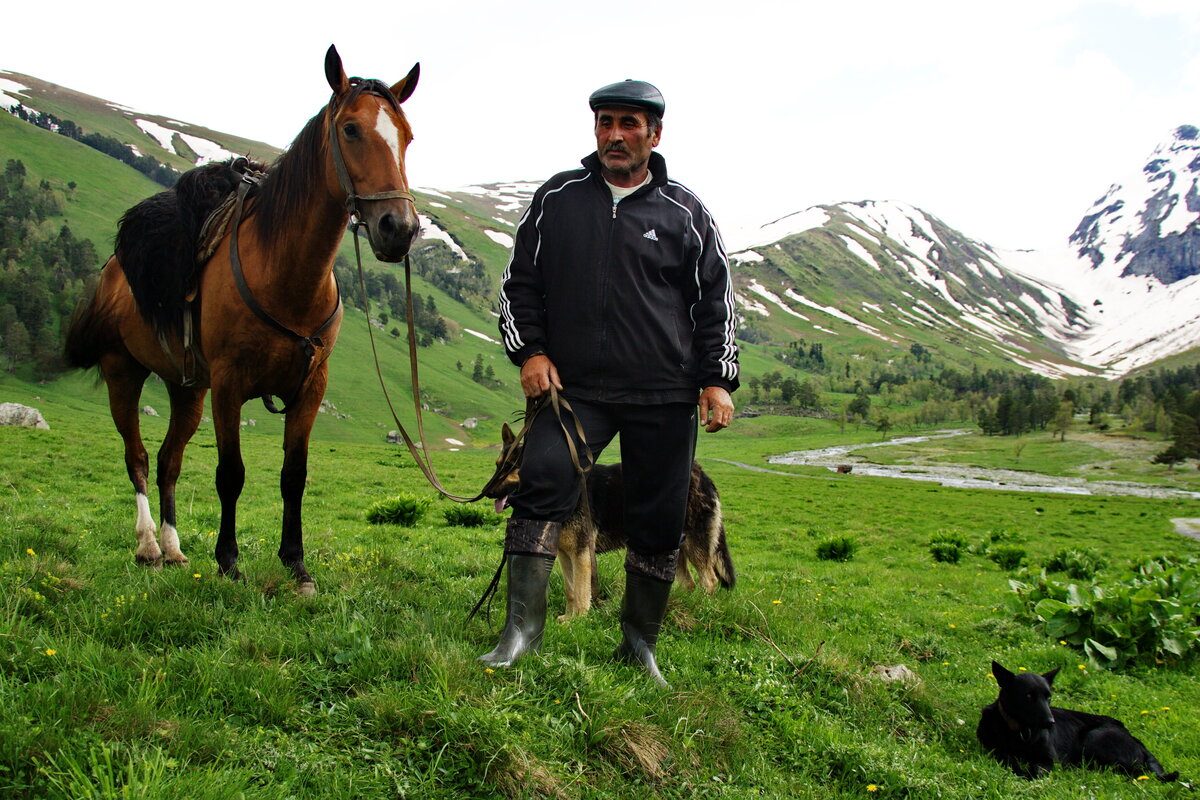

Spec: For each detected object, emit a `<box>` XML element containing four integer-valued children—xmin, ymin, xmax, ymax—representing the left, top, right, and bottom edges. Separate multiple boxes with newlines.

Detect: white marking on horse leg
<box><xmin>133</xmin><ymin>492</ymin><xmax>162</xmax><ymax>564</ymax></box>
<box><xmin>374</xmin><ymin>111</ymin><xmax>403</xmax><ymax>167</ymax></box>
<box><xmin>159</xmin><ymin>522</ymin><xmax>189</xmax><ymax>566</ymax></box>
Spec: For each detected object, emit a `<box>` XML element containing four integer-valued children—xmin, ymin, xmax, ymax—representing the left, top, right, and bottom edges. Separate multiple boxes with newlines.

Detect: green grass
<box><xmin>1</xmin><ymin>394</ymin><xmax>1197</xmax><ymax>799</ymax></box>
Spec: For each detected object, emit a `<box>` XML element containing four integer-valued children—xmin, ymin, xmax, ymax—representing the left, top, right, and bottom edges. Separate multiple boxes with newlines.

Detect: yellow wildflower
<box><xmin>867</xmin><ymin>785</ymin><xmax>879</xmax><ymax>793</ymax></box>
<box><xmin>772</xmin><ymin>600</ymin><xmax>782</xmax><ymax>605</ymax></box>
<box><xmin>26</xmin><ymin>548</ymin><xmax>35</xmax><ymax>556</ymax></box>
<box><xmin>44</xmin><ymin>649</ymin><xmax>56</xmax><ymax>656</ymax></box>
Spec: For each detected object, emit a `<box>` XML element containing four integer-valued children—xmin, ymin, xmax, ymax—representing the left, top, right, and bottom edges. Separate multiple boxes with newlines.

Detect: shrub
<box><xmin>1044</xmin><ymin>547</ymin><xmax>1107</xmax><ymax>580</ymax></box>
<box><xmin>1010</xmin><ymin>555</ymin><xmax>1200</xmax><ymax>669</ymax></box>
<box><xmin>816</xmin><ymin>537</ymin><xmax>856</xmax><ymax>562</ymax></box>
<box><xmin>929</xmin><ymin>542</ymin><xmax>961</xmax><ymax>564</ymax></box>
<box><xmin>443</xmin><ymin>505</ymin><xmax>503</xmax><ymax>528</ymax></box>
<box><xmin>366</xmin><ymin>494</ymin><xmax>431</xmax><ymax>526</ymax></box>
<box><xmin>989</xmin><ymin>546</ymin><xmax>1026</xmax><ymax>571</ymax></box>
<box><xmin>929</xmin><ymin>532</ymin><xmax>967</xmax><ymax>564</ymax></box>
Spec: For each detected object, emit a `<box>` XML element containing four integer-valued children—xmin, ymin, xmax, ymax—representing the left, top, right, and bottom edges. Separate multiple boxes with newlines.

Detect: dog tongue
<box><xmin>494</xmin><ymin>496</ymin><xmax>508</xmax><ymax>515</ymax></box>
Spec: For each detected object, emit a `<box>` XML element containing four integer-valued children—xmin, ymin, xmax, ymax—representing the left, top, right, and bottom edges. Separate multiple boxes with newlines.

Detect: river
<box><xmin>753</xmin><ymin>429</ymin><xmax>1200</xmax><ymax>500</ymax></box>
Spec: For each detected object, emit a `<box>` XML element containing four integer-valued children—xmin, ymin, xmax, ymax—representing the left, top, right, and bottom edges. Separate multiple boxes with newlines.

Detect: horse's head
<box><xmin>323</xmin><ymin>45</ymin><xmax>421</xmax><ymax>262</ymax></box>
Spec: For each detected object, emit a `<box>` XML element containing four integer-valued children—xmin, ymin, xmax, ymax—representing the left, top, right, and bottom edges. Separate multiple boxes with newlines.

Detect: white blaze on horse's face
<box><xmin>372</xmin><ymin>107</ymin><xmax>405</xmax><ymax>169</ymax></box>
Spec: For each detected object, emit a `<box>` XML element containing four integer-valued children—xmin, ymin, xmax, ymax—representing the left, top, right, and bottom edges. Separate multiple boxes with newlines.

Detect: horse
<box><xmin>64</xmin><ymin>46</ymin><xmax>420</xmax><ymax>594</ymax></box>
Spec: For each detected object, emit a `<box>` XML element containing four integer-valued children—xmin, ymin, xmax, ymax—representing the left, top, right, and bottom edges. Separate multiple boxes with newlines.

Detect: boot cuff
<box><xmin>626</xmin><ymin>548</ymin><xmax>679</xmax><ymax>583</ymax></box>
<box><xmin>505</xmin><ymin>519</ymin><xmax>562</xmax><ymax>557</ymax></box>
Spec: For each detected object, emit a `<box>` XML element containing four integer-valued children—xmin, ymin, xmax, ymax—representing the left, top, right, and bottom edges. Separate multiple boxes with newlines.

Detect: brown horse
<box><xmin>64</xmin><ymin>46</ymin><xmax>420</xmax><ymax>593</ymax></box>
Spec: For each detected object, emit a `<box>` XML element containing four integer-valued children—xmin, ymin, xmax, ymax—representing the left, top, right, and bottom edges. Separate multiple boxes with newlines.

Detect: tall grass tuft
<box><xmin>366</xmin><ymin>493</ymin><xmax>432</xmax><ymax>525</ymax></box>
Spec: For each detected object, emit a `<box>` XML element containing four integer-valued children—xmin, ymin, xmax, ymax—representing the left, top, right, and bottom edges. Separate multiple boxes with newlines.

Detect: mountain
<box><xmin>0</xmin><ymin>70</ymin><xmax>281</xmax><ymax>170</ymax></box>
<box><xmin>0</xmin><ymin>71</ymin><xmax>529</xmax><ymax>448</ymax></box>
<box><xmin>6</xmin><ymin>64</ymin><xmax>1200</xmax><ymax>435</ymax></box>
<box><xmin>726</xmin><ymin>200</ymin><xmax>1099</xmax><ymax>379</ymax></box>
<box><xmin>1001</xmin><ymin>125</ymin><xmax>1200</xmax><ymax>375</ymax></box>
<box><xmin>728</xmin><ymin>125</ymin><xmax>1200</xmax><ymax>379</ymax></box>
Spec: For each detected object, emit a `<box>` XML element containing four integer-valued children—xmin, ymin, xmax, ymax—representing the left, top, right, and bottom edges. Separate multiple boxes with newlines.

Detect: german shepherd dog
<box><xmin>977</xmin><ymin>661</ymin><xmax>1178</xmax><ymax>781</ymax></box>
<box><xmin>489</xmin><ymin>423</ymin><xmax>736</xmax><ymax>620</ymax></box>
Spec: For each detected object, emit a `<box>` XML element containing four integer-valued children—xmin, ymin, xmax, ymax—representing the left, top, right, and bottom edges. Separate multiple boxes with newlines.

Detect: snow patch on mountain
<box><xmin>133</xmin><ymin>118</ymin><xmax>237</xmax><ymax>165</ymax></box>
<box><xmin>840</xmin><ymin>235</ymin><xmax>879</xmax><ymax>270</ymax></box>
<box><xmin>417</xmin><ymin>214</ymin><xmax>468</xmax><ymax>260</ymax></box>
<box><xmin>483</xmin><ymin>229</ymin><xmax>513</xmax><ymax>248</ymax></box>
<box><xmin>746</xmin><ymin>281</ymin><xmax>810</xmax><ymax>321</ymax></box>
<box><xmin>0</xmin><ymin>75</ymin><xmax>30</xmax><ymax>105</ymax></box>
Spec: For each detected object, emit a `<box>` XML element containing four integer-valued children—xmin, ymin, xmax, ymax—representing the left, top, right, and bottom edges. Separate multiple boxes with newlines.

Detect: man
<box><xmin>484</xmin><ymin>79</ymin><xmax>739</xmax><ymax>685</ymax></box>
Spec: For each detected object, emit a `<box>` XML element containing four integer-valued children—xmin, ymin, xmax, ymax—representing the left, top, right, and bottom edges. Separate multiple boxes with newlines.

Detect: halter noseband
<box><xmin>327</xmin><ymin>77</ymin><xmax>417</xmax><ymax>223</ymax></box>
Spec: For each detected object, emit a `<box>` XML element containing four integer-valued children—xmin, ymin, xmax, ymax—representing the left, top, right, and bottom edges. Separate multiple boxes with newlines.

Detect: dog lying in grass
<box><xmin>489</xmin><ymin>423</ymin><xmax>736</xmax><ymax>619</ymax></box>
<box><xmin>977</xmin><ymin>660</ymin><xmax>1178</xmax><ymax>782</ymax></box>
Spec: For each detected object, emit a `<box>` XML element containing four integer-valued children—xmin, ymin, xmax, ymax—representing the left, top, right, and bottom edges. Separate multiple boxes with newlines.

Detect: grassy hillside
<box><xmin>1</xmin><ymin>402</ymin><xmax>1197</xmax><ymax>798</ymax></box>
<box><xmin>0</xmin><ymin>112</ymin><xmax>163</xmax><ymax>249</ymax></box>
<box><xmin>1</xmin><ymin>101</ymin><xmax>526</xmax><ymax>436</ymax></box>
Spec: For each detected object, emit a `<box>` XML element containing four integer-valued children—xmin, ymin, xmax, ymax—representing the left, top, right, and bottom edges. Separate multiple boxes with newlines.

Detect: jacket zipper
<box><xmin>597</xmin><ymin>198</ymin><xmax>618</xmax><ymax>388</ymax></box>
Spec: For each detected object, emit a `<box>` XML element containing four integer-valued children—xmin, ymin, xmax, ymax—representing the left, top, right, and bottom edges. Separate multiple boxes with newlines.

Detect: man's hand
<box><xmin>520</xmin><ymin>354</ymin><xmax>563</xmax><ymax>398</ymax></box>
<box><xmin>698</xmin><ymin>386</ymin><xmax>734</xmax><ymax>433</ymax></box>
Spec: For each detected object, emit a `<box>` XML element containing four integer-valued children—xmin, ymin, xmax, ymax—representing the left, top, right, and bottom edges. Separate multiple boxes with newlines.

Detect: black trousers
<box><xmin>510</xmin><ymin>397</ymin><xmax>697</xmax><ymax>556</ymax></box>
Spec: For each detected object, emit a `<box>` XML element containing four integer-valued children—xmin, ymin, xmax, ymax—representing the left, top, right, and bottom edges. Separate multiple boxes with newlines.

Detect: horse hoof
<box><xmin>163</xmin><ymin>555</ymin><xmax>190</xmax><ymax>567</ymax></box>
<box><xmin>296</xmin><ymin>581</ymin><xmax>317</xmax><ymax>597</ymax></box>
<box><xmin>135</xmin><ymin>553</ymin><xmax>163</xmax><ymax>568</ymax></box>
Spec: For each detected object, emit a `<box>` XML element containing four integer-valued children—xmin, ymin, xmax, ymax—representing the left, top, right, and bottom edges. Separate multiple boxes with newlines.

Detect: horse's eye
<box><xmin>342</xmin><ymin>123</ymin><xmax>360</xmax><ymax>140</ymax></box>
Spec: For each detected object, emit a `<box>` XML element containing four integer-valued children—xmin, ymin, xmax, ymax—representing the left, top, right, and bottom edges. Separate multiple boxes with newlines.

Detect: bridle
<box><xmin>326</xmin><ymin>77</ymin><xmax>418</xmax><ymax>222</ymax></box>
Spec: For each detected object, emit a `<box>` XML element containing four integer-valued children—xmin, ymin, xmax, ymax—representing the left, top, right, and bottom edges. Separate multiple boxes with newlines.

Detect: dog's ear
<box><xmin>501</xmin><ymin>422</ymin><xmax>514</xmax><ymax>446</ymax></box>
<box><xmin>1042</xmin><ymin>666</ymin><xmax>1060</xmax><ymax>685</ymax></box>
<box><xmin>991</xmin><ymin>661</ymin><xmax>1014</xmax><ymax>687</ymax></box>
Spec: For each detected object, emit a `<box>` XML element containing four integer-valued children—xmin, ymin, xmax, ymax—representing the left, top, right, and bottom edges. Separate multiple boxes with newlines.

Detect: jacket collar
<box><xmin>581</xmin><ymin>150</ymin><xmax>669</xmax><ymax>189</ymax></box>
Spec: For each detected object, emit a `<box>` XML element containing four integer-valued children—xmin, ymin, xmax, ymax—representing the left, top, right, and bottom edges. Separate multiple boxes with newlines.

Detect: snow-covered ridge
<box><xmin>1071</xmin><ymin>125</ymin><xmax>1200</xmax><ymax>278</ymax></box>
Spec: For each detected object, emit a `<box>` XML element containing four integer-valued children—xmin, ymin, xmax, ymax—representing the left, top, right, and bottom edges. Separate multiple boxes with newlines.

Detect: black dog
<box><xmin>977</xmin><ymin>660</ymin><xmax>1177</xmax><ymax>781</ymax></box>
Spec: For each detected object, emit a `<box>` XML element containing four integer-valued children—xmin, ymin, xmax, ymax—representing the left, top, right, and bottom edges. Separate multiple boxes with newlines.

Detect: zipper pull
<box><xmin>612</xmin><ymin>200</ymin><xmax>618</xmax><ymax>219</ymax></box>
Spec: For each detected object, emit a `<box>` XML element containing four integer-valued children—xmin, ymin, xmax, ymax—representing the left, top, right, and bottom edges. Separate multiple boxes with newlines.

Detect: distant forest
<box><xmin>0</xmin><ymin>159</ymin><xmax>97</xmax><ymax>375</ymax></box>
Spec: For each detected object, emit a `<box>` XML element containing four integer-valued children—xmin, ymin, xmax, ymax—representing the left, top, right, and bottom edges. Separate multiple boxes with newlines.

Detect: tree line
<box><xmin>7</xmin><ymin>104</ymin><xmax>180</xmax><ymax>187</ymax></box>
<box><xmin>0</xmin><ymin>160</ymin><xmax>98</xmax><ymax>375</ymax></box>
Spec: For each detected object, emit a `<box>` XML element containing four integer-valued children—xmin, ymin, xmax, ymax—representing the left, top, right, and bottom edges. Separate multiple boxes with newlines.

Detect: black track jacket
<box><xmin>498</xmin><ymin>151</ymin><xmax>739</xmax><ymax>405</ymax></box>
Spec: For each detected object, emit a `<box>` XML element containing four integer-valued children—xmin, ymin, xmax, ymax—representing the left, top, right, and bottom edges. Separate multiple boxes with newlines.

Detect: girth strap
<box><xmin>229</xmin><ymin>175</ymin><xmax>343</xmax><ymax>414</ymax></box>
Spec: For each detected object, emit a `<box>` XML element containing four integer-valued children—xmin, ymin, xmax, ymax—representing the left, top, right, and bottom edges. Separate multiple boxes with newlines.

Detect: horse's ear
<box><xmin>391</xmin><ymin>63</ymin><xmax>420</xmax><ymax>104</ymax></box>
<box><xmin>325</xmin><ymin>45</ymin><xmax>349</xmax><ymax>95</ymax></box>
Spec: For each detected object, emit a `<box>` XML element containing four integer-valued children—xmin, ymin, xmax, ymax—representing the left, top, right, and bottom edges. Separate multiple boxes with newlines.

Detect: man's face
<box><xmin>594</xmin><ymin>106</ymin><xmax>660</xmax><ymax>180</ymax></box>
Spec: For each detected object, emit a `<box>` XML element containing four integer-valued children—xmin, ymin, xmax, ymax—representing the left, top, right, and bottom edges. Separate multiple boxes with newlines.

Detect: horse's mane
<box><xmin>116</xmin><ymin>159</ymin><xmax>263</xmax><ymax>337</ymax></box>
<box><xmin>251</xmin><ymin>106</ymin><xmax>329</xmax><ymax>257</ymax></box>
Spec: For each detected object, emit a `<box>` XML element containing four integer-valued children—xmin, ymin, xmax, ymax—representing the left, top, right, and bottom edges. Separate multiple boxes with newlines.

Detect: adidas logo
<box><xmin>643</xmin><ymin>229</ymin><xmax>659</xmax><ymax>241</ymax></box>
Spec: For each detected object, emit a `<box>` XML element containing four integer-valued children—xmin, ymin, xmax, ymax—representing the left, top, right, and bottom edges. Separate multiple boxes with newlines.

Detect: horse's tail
<box><xmin>64</xmin><ymin>277</ymin><xmax>115</xmax><ymax>370</ymax></box>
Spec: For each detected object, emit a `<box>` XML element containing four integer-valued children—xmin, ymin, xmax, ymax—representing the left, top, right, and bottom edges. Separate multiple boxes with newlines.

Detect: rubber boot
<box><xmin>613</xmin><ymin>570</ymin><xmax>673</xmax><ymax>687</ymax></box>
<box><xmin>478</xmin><ymin>554</ymin><xmax>554</xmax><ymax>667</ymax></box>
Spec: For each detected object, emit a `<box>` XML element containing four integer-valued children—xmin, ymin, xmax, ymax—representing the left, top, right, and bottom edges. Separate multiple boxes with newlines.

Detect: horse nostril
<box><xmin>377</xmin><ymin>212</ymin><xmax>399</xmax><ymax>239</ymax></box>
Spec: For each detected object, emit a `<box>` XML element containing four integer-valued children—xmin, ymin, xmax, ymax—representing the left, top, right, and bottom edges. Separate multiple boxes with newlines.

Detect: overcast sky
<box><xmin>5</xmin><ymin>0</ymin><xmax>1199</xmax><ymax>251</ymax></box>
